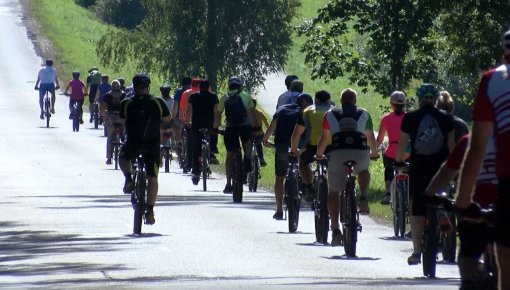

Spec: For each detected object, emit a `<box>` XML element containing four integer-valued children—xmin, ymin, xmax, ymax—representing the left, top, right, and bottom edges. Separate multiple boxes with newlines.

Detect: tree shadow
<box><xmin>325</xmin><ymin>255</ymin><xmax>381</xmax><ymax>261</ymax></box>
<box><xmin>379</xmin><ymin>236</ymin><xmax>410</xmax><ymax>242</ymax></box>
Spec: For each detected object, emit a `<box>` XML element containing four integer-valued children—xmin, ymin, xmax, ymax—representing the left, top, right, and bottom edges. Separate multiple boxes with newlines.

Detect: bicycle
<box><xmin>160</xmin><ymin>129</ymin><xmax>173</xmax><ymax>173</ymax></box>
<box><xmin>111</xmin><ymin>122</ymin><xmax>124</xmax><ymax>170</ymax></box>
<box><xmin>180</xmin><ymin>126</ymin><xmax>191</xmax><ymax>174</ymax></box>
<box><xmin>131</xmin><ymin>150</ymin><xmax>149</xmax><ymax>235</ymax></box>
<box><xmin>340</xmin><ymin>160</ymin><xmax>362</xmax><ymax>257</ymax></box>
<box><xmin>248</xmin><ymin>138</ymin><xmax>261</xmax><ymax>192</ymax></box>
<box><xmin>392</xmin><ymin>162</ymin><xmax>410</xmax><ymax>237</ymax></box>
<box><xmin>285</xmin><ymin>154</ymin><xmax>301</xmax><ymax>233</ymax></box>
<box><xmin>42</xmin><ymin>91</ymin><xmax>52</xmax><ymax>128</ymax></box>
<box><xmin>91</xmin><ymin>98</ymin><xmax>101</xmax><ymax>130</ymax></box>
<box><xmin>70</xmin><ymin>100</ymin><xmax>82</xmax><ymax>132</ymax></box>
<box><xmin>199</xmin><ymin>128</ymin><xmax>212</xmax><ymax>192</ymax></box>
<box><xmin>313</xmin><ymin>158</ymin><xmax>329</xmax><ymax>244</ymax></box>
<box><xmin>440</xmin><ymin>183</ymin><xmax>457</xmax><ymax>263</ymax></box>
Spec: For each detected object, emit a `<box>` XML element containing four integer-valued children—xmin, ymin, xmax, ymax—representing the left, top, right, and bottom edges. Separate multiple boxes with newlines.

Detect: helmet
<box><xmin>503</xmin><ymin>29</ymin><xmax>510</xmax><ymax>51</ymax></box>
<box><xmin>117</xmin><ymin>78</ymin><xmax>125</xmax><ymax>85</ymax></box>
<box><xmin>101</xmin><ymin>75</ymin><xmax>109</xmax><ymax>82</ymax></box>
<box><xmin>88</xmin><ymin>67</ymin><xmax>99</xmax><ymax>73</ymax></box>
<box><xmin>132</xmin><ymin>73</ymin><xmax>151</xmax><ymax>89</ymax></box>
<box><xmin>72</xmin><ymin>71</ymin><xmax>80</xmax><ymax>78</ymax></box>
<box><xmin>416</xmin><ymin>83</ymin><xmax>439</xmax><ymax>99</ymax></box>
<box><xmin>191</xmin><ymin>78</ymin><xmax>201</xmax><ymax>87</ymax></box>
<box><xmin>160</xmin><ymin>84</ymin><xmax>171</xmax><ymax>94</ymax></box>
<box><xmin>228</xmin><ymin>76</ymin><xmax>243</xmax><ymax>87</ymax></box>
<box><xmin>45</xmin><ymin>59</ymin><xmax>53</xmax><ymax>66</ymax></box>
<box><xmin>390</xmin><ymin>91</ymin><xmax>406</xmax><ymax>104</ymax></box>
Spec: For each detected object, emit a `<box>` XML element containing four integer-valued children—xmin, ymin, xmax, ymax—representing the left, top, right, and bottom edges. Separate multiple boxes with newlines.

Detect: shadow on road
<box><xmin>325</xmin><ymin>255</ymin><xmax>381</xmax><ymax>261</ymax></box>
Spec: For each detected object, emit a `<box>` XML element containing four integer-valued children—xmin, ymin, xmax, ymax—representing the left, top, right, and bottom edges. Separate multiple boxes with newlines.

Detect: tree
<box><xmin>96</xmin><ymin>0</ymin><xmax>299</xmax><ymax>91</ymax></box>
<box><xmin>94</xmin><ymin>0</ymin><xmax>145</xmax><ymax>30</ymax></box>
<box><xmin>297</xmin><ymin>0</ymin><xmax>444</xmax><ymax>95</ymax></box>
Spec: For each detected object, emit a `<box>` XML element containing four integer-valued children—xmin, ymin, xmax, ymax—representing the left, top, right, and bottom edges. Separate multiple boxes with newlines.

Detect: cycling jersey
<box><xmin>179</xmin><ymin>86</ymin><xmax>199</xmax><ymax>122</ymax></box>
<box><xmin>297</xmin><ymin>103</ymin><xmax>332</xmax><ymax>146</ymax></box>
<box><xmin>379</xmin><ymin>111</ymin><xmax>406</xmax><ymax>158</ymax></box>
<box><xmin>188</xmin><ymin>91</ymin><xmax>218</xmax><ymax>130</ymax></box>
<box><xmin>67</xmin><ymin>79</ymin><xmax>86</xmax><ymax>101</ymax></box>
<box><xmin>276</xmin><ymin>91</ymin><xmax>301</xmax><ymax>109</ymax></box>
<box><xmin>102</xmin><ymin>91</ymin><xmax>126</xmax><ymax>115</ymax></box>
<box><xmin>273</xmin><ymin>103</ymin><xmax>300</xmax><ymax>145</ymax></box>
<box><xmin>97</xmin><ymin>82</ymin><xmax>112</xmax><ymax>100</ymax></box>
<box><xmin>217</xmin><ymin>90</ymin><xmax>254</xmax><ymax>128</ymax></box>
<box><xmin>322</xmin><ymin>104</ymin><xmax>372</xmax><ymax>151</ymax></box>
<box><xmin>38</xmin><ymin>66</ymin><xmax>57</xmax><ymax>84</ymax></box>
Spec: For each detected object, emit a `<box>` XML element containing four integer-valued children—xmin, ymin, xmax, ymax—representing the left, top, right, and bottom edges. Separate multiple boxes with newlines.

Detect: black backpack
<box><xmin>224</xmin><ymin>93</ymin><xmax>247</xmax><ymax>125</ymax></box>
<box><xmin>131</xmin><ymin>96</ymin><xmax>161</xmax><ymax>141</ymax></box>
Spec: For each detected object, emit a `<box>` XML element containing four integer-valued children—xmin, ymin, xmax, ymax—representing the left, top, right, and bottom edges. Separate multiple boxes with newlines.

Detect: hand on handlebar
<box><xmin>262</xmin><ymin>140</ymin><xmax>274</xmax><ymax>148</ymax></box>
<box><xmin>370</xmin><ymin>152</ymin><xmax>380</xmax><ymax>160</ymax></box>
<box><xmin>34</xmin><ymin>86</ymin><xmax>39</xmax><ymax>91</ymax></box>
<box><xmin>314</xmin><ymin>154</ymin><xmax>327</xmax><ymax>161</ymax></box>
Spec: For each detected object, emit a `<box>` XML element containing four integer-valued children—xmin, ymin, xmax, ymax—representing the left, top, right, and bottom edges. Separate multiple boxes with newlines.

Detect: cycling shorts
<box><xmin>299</xmin><ymin>145</ymin><xmax>317</xmax><ymax>165</ymax></box>
<box><xmin>161</xmin><ymin>120</ymin><xmax>174</xmax><ymax>130</ymax></box>
<box><xmin>327</xmin><ymin>149</ymin><xmax>369</xmax><ymax>192</ymax></box>
<box><xmin>383</xmin><ymin>155</ymin><xmax>396</xmax><ymax>182</ymax></box>
<box><xmin>496</xmin><ymin>178</ymin><xmax>510</xmax><ymax>247</ymax></box>
<box><xmin>458</xmin><ymin>220</ymin><xmax>493</xmax><ymax>259</ymax></box>
<box><xmin>224</xmin><ymin>125</ymin><xmax>251</xmax><ymax>152</ymax></box>
<box><xmin>120</xmin><ymin>140</ymin><xmax>160</xmax><ymax>177</ymax></box>
<box><xmin>89</xmin><ymin>84</ymin><xmax>99</xmax><ymax>104</ymax></box>
<box><xmin>408</xmin><ymin>172</ymin><xmax>435</xmax><ymax>216</ymax></box>
<box><xmin>274</xmin><ymin>143</ymin><xmax>290</xmax><ymax>177</ymax></box>
<box><xmin>39</xmin><ymin>83</ymin><xmax>55</xmax><ymax>100</ymax></box>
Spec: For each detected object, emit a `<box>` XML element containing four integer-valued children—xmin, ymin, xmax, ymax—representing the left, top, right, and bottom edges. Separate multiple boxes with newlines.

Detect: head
<box><xmin>252</xmin><ymin>97</ymin><xmax>258</xmax><ymax>108</ymax></box>
<box><xmin>71</xmin><ymin>71</ymin><xmax>80</xmax><ymax>80</ymax></box>
<box><xmin>315</xmin><ymin>90</ymin><xmax>331</xmax><ymax>104</ymax></box>
<box><xmin>132</xmin><ymin>73</ymin><xmax>151</xmax><ymax>94</ymax></box>
<box><xmin>416</xmin><ymin>83</ymin><xmax>439</xmax><ymax>108</ymax></box>
<box><xmin>503</xmin><ymin>29</ymin><xmax>510</xmax><ymax>55</ymax></box>
<box><xmin>101</xmin><ymin>75</ymin><xmax>109</xmax><ymax>83</ymax></box>
<box><xmin>228</xmin><ymin>76</ymin><xmax>243</xmax><ymax>92</ymax></box>
<box><xmin>191</xmin><ymin>78</ymin><xmax>201</xmax><ymax>88</ymax></box>
<box><xmin>296</xmin><ymin>93</ymin><xmax>313</xmax><ymax>109</ymax></box>
<box><xmin>390</xmin><ymin>90</ymin><xmax>406</xmax><ymax>115</ymax></box>
<box><xmin>199</xmin><ymin>79</ymin><xmax>210</xmax><ymax>92</ymax></box>
<box><xmin>181</xmin><ymin>76</ymin><xmax>192</xmax><ymax>88</ymax></box>
<box><xmin>117</xmin><ymin>78</ymin><xmax>125</xmax><ymax>87</ymax></box>
<box><xmin>160</xmin><ymin>84</ymin><xmax>171</xmax><ymax>97</ymax></box>
<box><xmin>437</xmin><ymin>90</ymin><xmax>454</xmax><ymax>114</ymax></box>
<box><xmin>284</xmin><ymin>75</ymin><xmax>299</xmax><ymax>90</ymax></box>
<box><xmin>88</xmin><ymin>67</ymin><xmax>98</xmax><ymax>73</ymax></box>
<box><xmin>45</xmin><ymin>59</ymin><xmax>53</xmax><ymax>66</ymax></box>
<box><xmin>111</xmin><ymin>80</ymin><xmax>121</xmax><ymax>91</ymax></box>
<box><xmin>340</xmin><ymin>88</ymin><xmax>357</xmax><ymax>105</ymax></box>
<box><xmin>289</xmin><ymin>79</ymin><xmax>304</xmax><ymax>93</ymax></box>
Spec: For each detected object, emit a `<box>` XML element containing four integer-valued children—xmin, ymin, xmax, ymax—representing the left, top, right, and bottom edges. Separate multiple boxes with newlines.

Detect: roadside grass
<box><xmin>29</xmin><ymin>0</ymin><xmax>392</xmax><ymax>222</ymax></box>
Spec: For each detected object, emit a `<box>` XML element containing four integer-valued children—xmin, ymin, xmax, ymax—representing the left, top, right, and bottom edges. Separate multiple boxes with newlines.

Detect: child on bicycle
<box><xmin>63</xmin><ymin>71</ymin><xmax>87</xmax><ymax>124</ymax></box>
<box><xmin>252</xmin><ymin>98</ymin><xmax>269</xmax><ymax>167</ymax></box>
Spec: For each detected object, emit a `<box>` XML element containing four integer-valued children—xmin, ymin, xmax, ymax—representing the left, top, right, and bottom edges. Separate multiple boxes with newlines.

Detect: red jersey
<box><xmin>68</xmin><ymin>79</ymin><xmax>86</xmax><ymax>101</ymax></box>
<box><xmin>380</xmin><ymin>112</ymin><xmax>406</xmax><ymax>158</ymax></box>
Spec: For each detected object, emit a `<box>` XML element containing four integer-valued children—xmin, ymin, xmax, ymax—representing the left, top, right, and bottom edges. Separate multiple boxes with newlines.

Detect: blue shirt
<box><xmin>273</xmin><ymin>103</ymin><xmax>300</xmax><ymax>145</ymax></box>
<box><xmin>97</xmin><ymin>82</ymin><xmax>112</xmax><ymax>99</ymax></box>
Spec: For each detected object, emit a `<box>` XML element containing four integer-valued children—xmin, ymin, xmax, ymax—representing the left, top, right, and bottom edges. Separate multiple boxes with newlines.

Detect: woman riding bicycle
<box><xmin>63</xmin><ymin>71</ymin><xmax>87</xmax><ymax>124</ymax></box>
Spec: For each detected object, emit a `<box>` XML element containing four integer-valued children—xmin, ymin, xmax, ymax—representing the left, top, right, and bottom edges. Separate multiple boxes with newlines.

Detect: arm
<box><xmin>457</xmin><ymin>122</ymin><xmax>492</xmax><ymax>208</ymax></box>
<box><xmin>316</xmin><ymin>128</ymin><xmax>331</xmax><ymax>157</ymax></box>
<box><xmin>262</xmin><ymin>118</ymin><xmax>277</xmax><ymax>145</ymax></box>
<box><xmin>248</xmin><ymin>107</ymin><xmax>257</xmax><ymax>128</ymax></box>
<box><xmin>447</xmin><ymin>130</ymin><xmax>455</xmax><ymax>153</ymax></box>
<box><xmin>63</xmin><ymin>84</ymin><xmax>70</xmax><ymax>95</ymax></box>
<box><xmin>34</xmin><ymin>75</ymin><xmax>40</xmax><ymax>90</ymax></box>
<box><xmin>99</xmin><ymin>100</ymin><xmax>107</xmax><ymax>117</ymax></box>
<box><xmin>376</xmin><ymin>123</ymin><xmax>387</xmax><ymax>148</ymax></box>
<box><xmin>262</xmin><ymin>114</ymin><xmax>270</xmax><ymax>130</ymax></box>
<box><xmin>365</xmin><ymin>129</ymin><xmax>379</xmax><ymax>158</ymax></box>
<box><xmin>54</xmin><ymin>74</ymin><xmax>60</xmax><ymax>89</ymax></box>
<box><xmin>425</xmin><ymin>165</ymin><xmax>458</xmax><ymax>197</ymax></box>
<box><xmin>290</xmin><ymin>125</ymin><xmax>306</xmax><ymax>154</ymax></box>
<box><xmin>395</xmin><ymin>131</ymin><xmax>410</xmax><ymax>163</ymax></box>
<box><xmin>213</xmin><ymin>110</ymin><xmax>222</xmax><ymax>129</ymax></box>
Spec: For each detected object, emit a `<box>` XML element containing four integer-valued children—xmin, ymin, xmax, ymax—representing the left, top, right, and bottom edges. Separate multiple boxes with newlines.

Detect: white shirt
<box><xmin>38</xmin><ymin>66</ymin><xmax>57</xmax><ymax>84</ymax></box>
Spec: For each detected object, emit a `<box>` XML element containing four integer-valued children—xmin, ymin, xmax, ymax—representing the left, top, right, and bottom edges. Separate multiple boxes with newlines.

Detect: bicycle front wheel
<box><xmin>286</xmin><ymin>172</ymin><xmax>300</xmax><ymax>233</ymax></box>
<box><xmin>93</xmin><ymin>104</ymin><xmax>99</xmax><ymax>129</ymax></box>
<box><xmin>164</xmin><ymin>148</ymin><xmax>170</xmax><ymax>173</ymax></box>
<box><xmin>232</xmin><ymin>152</ymin><xmax>243</xmax><ymax>203</ymax></box>
<box><xmin>133</xmin><ymin>173</ymin><xmax>146</xmax><ymax>235</ymax></box>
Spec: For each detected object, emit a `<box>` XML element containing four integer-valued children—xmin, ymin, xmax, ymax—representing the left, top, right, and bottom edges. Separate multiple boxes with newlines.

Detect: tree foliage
<box><xmin>94</xmin><ymin>0</ymin><xmax>145</xmax><ymax>30</ymax></box>
<box><xmin>96</xmin><ymin>0</ymin><xmax>299</xmax><ymax>91</ymax></box>
<box><xmin>74</xmin><ymin>0</ymin><xmax>96</xmax><ymax>8</ymax></box>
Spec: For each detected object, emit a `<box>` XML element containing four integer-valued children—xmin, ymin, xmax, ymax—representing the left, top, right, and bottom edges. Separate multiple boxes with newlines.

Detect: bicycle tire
<box><xmin>251</xmin><ymin>152</ymin><xmax>259</xmax><ymax>192</ymax></box>
<box><xmin>314</xmin><ymin>175</ymin><xmax>329</xmax><ymax>243</ymax></box>
<box><xmin>232</xmin><ymin>152</ymin><xmax>243</xmax><ymax>203</ymax></box>
<box><xmin>93</xmin><ymin>104</ymin><xmax>99</xmax><ymax>129</ymax></box>
<box><xmin>392</xmin><ymin>182</ymin><xmax>400</xmax><ymax>237</ymax></box>
<box><xmin>286</xmin><ymin>171</ymin><xmax>300</xmax><ymax>233</ymax></box>
<box><xmin>442</xmin><ymin>212</ymin><xmax>457</xmax><ymax>263</ymax></box>
<box><xmin>422</xmin><ymin>210</ymin><xmax>438</xmax><ymax>278</ymax></box>
<box><xmin>398</xmin><ymin>181</ymin><xmax>408</xmax><ymax>237</ymax></box>
<box><xmin>164</xmin><ymin>148</ymin><xmax>170</xmax><ymax>173</ymax></box>
<box><xmin>45</xmin><ymin>98</ymin><xmax>51</xmax><ymax>128</ymax></box>
<box><xmin>343</xmin><ymin>179</ymin><xmax>358</xmax><ymax>257</ymax></box>
<box><xmin>133</xmin><ymin>172</ymin><xmax>146</xmax><ymax>235</ymax></box>
<box><xmin>202</xmin><ymin>145</ymin><xmax>208</xmax><ymax>192</ymax></box>
<box><xmin>114</xmin><ymin>145</ymin><xmax>119</xmax><ymax>170</ymax></box>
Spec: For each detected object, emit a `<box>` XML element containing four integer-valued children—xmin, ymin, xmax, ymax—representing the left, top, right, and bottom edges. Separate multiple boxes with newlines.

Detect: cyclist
<box><xmin>117</xmin><ymin>77</ymin><xmax>126</xmax><ymax>91</ymax></box>
<box><xmin>458</xmin><ymin>29</ymin><xmax>510</xmax><ymax>290</ymax></box>
<box><xmin>159</xmin><ymin>84</ymin><xmax>174</xmax><ymax>163</ymax></box>
<box><xmin>214</xmin><ymin>76</ymin><xmax>257</xmax><ymax>194</ymax></box>
<box><xmin>425</xmin><ymin>134</ymin><xmax>496</xmax><ymax>289</ymax></box>
<box><xmin>96</xmin><ymin>75</ymin><xmax>112</xmax><ymax>102</ymax></box>
<box><xmin>119</xmin><ymin>74</ymin><xmax>171</xmax><ymax>225</ymax></box>
<box><xmin>263</xmin><ymin>93</ymin><xmax>313</xmax><ymax>220</ymax></box>
<box><xmin>86</xmin><ymin>67</ymin><xmax>102</xmax><ymax>121</ymax></box>
<box><xmin>170</xmin><ymin>77</ymin><xmax>192</xmax><ymax>159</ymax></box>
<box><xmin>63</xmin><ymin>71</ymin><xmax>87</xmax><ymax>124</ymax></box>
<box><xmin>186</xmin><ymin>79</ymin><xmax>219</xmax><ymax>185</ymax></box>
<box><xmin>316</xmin><ymin>88</ymin><xmax>379</xmax><ymax>245</ymax></box>
<box><xmin>252</xmin><ymin>98</ymin><xmax>269</xmax><ymax>167</ymax></box>
<box><xmin>100</xmin><ymin>80</ymin><xmax>126</xmax><ymax>165</ymax></box>
<box><xmin>180</xmin><ymin>78</ymin><xmax>201</xmax><ymax>171</ymax></box>
<box><xmin>290</xmin><ymin>90</ymin><xmax>332</xmax><ymax>202</ymax></box>
<box><xmin>276</xmin><ymin>75</ymin><xmax>299</xmax><ymax>109</ymax></box>
<box><xmin>437</xmin><ymin>90</ymin><xmax>469</xmax><ymax>143</ymax></box>
<box><xmin>376</xmin><ymin>91</ymin><xmax>407</xmax><ymax>205</ymax></box>
<box><xmin>394</xmin><ymin>83</ymin><xmax>455</xmax><ymax>265</ymax></box>
<box><xmin>34</xmin><ymin>59</ymin><xmax>60</xmax><ymax>118</ymax></box>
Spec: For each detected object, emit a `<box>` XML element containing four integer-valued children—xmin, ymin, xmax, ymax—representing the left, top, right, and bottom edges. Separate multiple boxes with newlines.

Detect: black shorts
<box><xmin>275</xmin><ymin>143</ymin><xmax>289</xmax><ymax>177</ymax></box>
<box><xmin>120</xmin><ymin>140</ymin><xmax>160</xmax><ymax>177</ymax></box>
<box><xmin>224</xmin><ymin>125</ymin><xmax>251</xmax><ymax>152</ymax></box>
<box><xmin>299</xmin><ymin>145</ymin><xmax>316</xmax><ymax>165</ymax></box>
<box><xmin>409</xmin><ymin>172</ymin><xmax>435</xmax><ymax>216</ymax></box>
<box><xmin>496</xmin><ymin>178</ymin><xmax>510</xmax><ymax>247</ymax></box>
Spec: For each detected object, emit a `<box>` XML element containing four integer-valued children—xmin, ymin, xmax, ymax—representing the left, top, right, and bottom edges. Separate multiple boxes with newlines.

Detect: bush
<box><xmin>94</xmin><ymin>0</ymin><xmax>145</xmax><ymax>30</ymax></box>
<box><xmin>74</xmin><ymin>0</ymin><xmax>96</xmax><ymax>8</ymax></box>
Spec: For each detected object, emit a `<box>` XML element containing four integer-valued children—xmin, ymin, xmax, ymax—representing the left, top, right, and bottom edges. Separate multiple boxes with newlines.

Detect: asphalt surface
<box><xmin>0</xmin><ymin>0</ymin><xmax>459</xmax><ymax>288</ymax></box>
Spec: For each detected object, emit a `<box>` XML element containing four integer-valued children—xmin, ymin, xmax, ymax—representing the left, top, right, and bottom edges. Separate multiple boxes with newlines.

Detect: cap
<box><xmin>390</xmin><ymin>91</ymin><xmax>406</xmax><ymax>104</ymax></box>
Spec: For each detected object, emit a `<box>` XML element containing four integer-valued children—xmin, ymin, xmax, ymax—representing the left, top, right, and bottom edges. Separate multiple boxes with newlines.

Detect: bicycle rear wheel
<box><xmin>314</xmin><ymin>176</ymin><xmax>329</xmax><ymax>243</ymax></box>
<box><xmin>232</xmin><ymin>152</ymin><xmax>243</xmax><ymax>203</ymax></box>
<box><xmin>343</xmin><ymin>182</ymin><xmax>358</xmax><ymax>257</ymax></box>
<box><xmin>114</xmin><ymin>145</ymin><xmax>119</xmax><ymax>170</ymax></box>
<box><xmin>45</xmin><ymin>98</ymin><xmax>51</xmax><ymax>128</ymax></box>
<box><xmin>422</xmin><ymin>210</ymin><xmax>438</xmax><ymax>278</ymax></box>
<box><xmin>249</xmin><ymin>151</ymin><xmax>259</xmax><ymax>192</ymax></box>
<box><xmin>441</xmin><ymin>212</ymin><xmax>457</xmax><ymax>263</ymax></box>
<box><xmin>133</xmin><ymin>173</ymin><xmax>146</xmax><ymax>235</ymax></box>
<box><xmin>93</xmin><ymin>104</ymin><xmax>99</xmax><ymax>129</ymax></box>
<box><xmin>73</xmin><ymin>112</ymin><xmax>80</xmax><ymax>132</ymax></box>
<box><xmin>202</xmin><ymin>146</ymin><xmax>208</xmax><ymax>192</ymax></box>
<box><xmin>286</xmin><ymin>172</ymin><xmax>300</xmax><ymax>233</ymax></box>
<box><xmin>397</xmin><ymin>181</ymin><xmax>407</xmax><ymax>237</ymax></box>
<box><xmin>164</xmin><ymin>148</ymin><xmax>170</xmax><ymax>173</ymax></box>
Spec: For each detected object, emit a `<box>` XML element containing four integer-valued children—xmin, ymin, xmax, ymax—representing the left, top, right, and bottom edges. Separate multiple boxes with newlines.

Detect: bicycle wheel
<box><xmin>133</xmin><ymin>172</ymin><xmax>146</xmax><ymax>235</ymax></box>
<box><xmin>286</xmin><ymin>171</ymin><xmax>300</xmax><ymax>233</ymax></box>
<box><xmin>202</xmin><ymin>146</ymin><xmax>208</xmax><ymax>192</ymax></box>
<box><xmin>164</xmin><ymin>148</ymin><xmax>170</xmax><ymax>173</ymax></box>
<box><xmin>114</xmin><ymin>145</ymin><xmax>119</xmax><ymax>170</ymax></box>
<box><xmin>232</xmin><ymin>152</ymin><xmax>243</xmax><ymax>203</ymax></box>
<box><xmin>422</xmin><ymin>210</ymin><xmax>438</xmax><ymax>278</ymax></box>
<box><xmin>93</xmin><ymin>104</ymin><xmax>99</xmax><ymax>129</ymax></box>
<box><xmin>392</xmin><ymin>182</ymin><xmax>400</xmax><ymax>237</ymax></box>
<box><xmin>73</xmin><ymin>111</ymin><xmax>79</xmax><ymax>132</ymax></box>
<box><xmin>314</xmin><ymin>175</ymin><xmax>329</xmax><ymax>244</ymax></box>
<box><xmin>396</xmin><ymin>181</ymin><xmax>407</xmax><ymax>237</ymax></box>
<box><xmin>343</xmin><ymin>180</ymin><xmax>358</xmax><ymax>257</ymax></box>
<box><xmin>45</xmin><ymin>98</ymin><xmax>51</xmax><ymax>128</ymax></box>
<box><xmin>441</xmin><ymin>212</ymin><xmax>457</xmax><ymax>263</ymax></box>
<box><xmin>250</xmin><ymin>151</ymin><xmax>259</xmax><ymax>192</ymax></box>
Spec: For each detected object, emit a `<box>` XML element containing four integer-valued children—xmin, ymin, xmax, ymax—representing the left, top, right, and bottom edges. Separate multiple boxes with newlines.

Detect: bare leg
<box><xmin>496</xmin><ymin>244</ymin><xmax>510</xmax><ymax>290</ymax></box>
<box><xmin>275</xmin><ymin>176</ymin><xmax>285</xmax><ymax>212</ymax></box>
<box><xmin>328</xmin><ymin>190</ymin><xmax>340</xmax><ymax>230</ymax></box>
<box><xmin>357</xmin><ymin>170</ymin><xmax>370</xmax><ymax>199</ymax></box>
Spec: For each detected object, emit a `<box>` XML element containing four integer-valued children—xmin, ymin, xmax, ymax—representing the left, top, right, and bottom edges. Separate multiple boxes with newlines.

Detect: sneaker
<box><xmin>407</xmin><ymin>252</ymin><xmax>421</xmax><ymax>265</ymax></box>
<box><xmin>331</xmin><ymin>228</ymin><xmax>343</xmax><ymax>247</ymax></box>
<box><xmin>191</xmin><ymin>174</ymin><xmax>200</xmax><ymax>185</ymax></box>
<box><xmin>223</xmin><ymin>183</ymin><xmax>232</xmax><ymax>194</ymax></box>
<box><xmin>438</xmin><ymin>211</ymin><xmax>454</xmax><ymax>234</ymax></box>
<box><xmin>273</xmin><ymin>211</ymin><xmax>284</xmax><ymax>220</ymax></box>
<box><xmin>106</xmin><ymin>158</ymin><xmax>112</xmax><ymax>165</ymax></box>
<box><xmin>260</xmin><ymin>159</ymin><xmax>267</xmax><ymax>167</ymax></box>
<box><xmin>380</xmin><ymin>192</ymin><xmax>391</xmax><ymax>205</ymax></box>
<box><xmin>123</xmin><ymin>179</ymin><xmax>134</xmax><ymax>193</ymax></box>
<box><xmin>209</xmin><ymin>155</ymin><xmax>219</xmax><ymax>165</ymax></box>
<box><xmin>358</xmin><ymin>197</ymin><xmax>370</xmax><ymax>215</ymax></box>
<box><xmin>40</xmin><ymin>112</ymin><xmax>44</xmax><ymax>119</ymax></box>
<box><xmin>50</xmin><ymin>108</ymin><xmax>55</xmax><ymax>114</ymax></box>
<box><xmin>144</xmin><ymin>211</ymin><xmax>155</xmax><ymax>225</ymax></box>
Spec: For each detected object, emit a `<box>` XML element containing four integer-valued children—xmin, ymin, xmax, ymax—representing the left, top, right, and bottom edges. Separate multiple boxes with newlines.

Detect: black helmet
<box><xmin>132</xmin><ymin>74</ymin><xmax>151</xmax><ymax>89</ymax></box>
<box><xmin>503</xmin><ymin>29</ymin><xmax>510</xmax><ymax>50</ymax></box>
<box><xmin>160</xmin><ymin>84</ymin><xmax>171</xmax><ymax>94</ymax></box>
<box><xmin>228</xmin><ymin>76</ymin><xmax>243</xmax><ymax>89</ymax></box>
<box><xmin>72</xmin><ymin>71</ymin><xmax>80</xmax><ymax>78</ymax></box>
<box><xmin>117</xmin><ymin>78</ymin><xmax>125</xmax><ymax>85</ymax></box>
<box><xmin>45</xmin><ymin>59</ymin><xmax>53</xmax><ymax>66</ymax></box>
<box><xmin>416</xmin><ymin>83</ymin><xmax>439</xmax><ymax>99</ymax></box>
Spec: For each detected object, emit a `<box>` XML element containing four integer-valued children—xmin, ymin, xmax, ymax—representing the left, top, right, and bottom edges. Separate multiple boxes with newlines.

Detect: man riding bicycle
<box><xmin>34</xmin><ymin>59</ymin><xmax>60</xmax><ymax>119</ymax></box>
<box><xmin>316</xmin><ymin>88</ymin><xmax>379</xmax><ymax>246</ymax></box>
<box><xmin>119</xmin><ymin>74</ymin><xmax>171</xmax><ymax>225</ymax></box>
<box><xmin>101</xmin><ymin>80</ymin><xmax>127</xmax><ymax>165</ymax></box>
<box><xmin>159</xmin><ymin>84</ymin><xmax>175</xmax><ymax>152</ymax></box>
<box><xmin>214</xmin><ymin>76</ymin><xmax>257</xmax><ymax>194</ymax></box>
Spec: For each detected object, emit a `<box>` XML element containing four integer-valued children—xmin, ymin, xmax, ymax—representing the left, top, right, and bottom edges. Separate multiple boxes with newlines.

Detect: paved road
<box><xmin>0</xmin><ymin>0</ymin><xmax>459</xmax><ymax>288</ymax></box>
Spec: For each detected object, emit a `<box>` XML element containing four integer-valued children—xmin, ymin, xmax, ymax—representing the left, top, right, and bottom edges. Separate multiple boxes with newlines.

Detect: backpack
<box><xmin>131</xmin><ymin>96</ymin><xmax>161</xmax><ymax>141</ymax></box>
<box><xmin>224</xmin><ymin>93</ymin><xmax>247</xmax><ymax>125</ymax></box>
<box><xmin>89</xmin><ymin>70</ymin><xmax>102</xmax><ymax>85</ymax></box>
<box><xmin>414</xmin><ymin>114</ymin><xmax>444</xmax><ymax>155</ymax></box>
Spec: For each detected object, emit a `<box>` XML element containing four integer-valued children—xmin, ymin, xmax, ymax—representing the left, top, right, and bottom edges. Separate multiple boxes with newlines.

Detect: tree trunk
<box><xmin>205</xmin><ymin>0</ymin><xmax>218</xmax><ymax>92</ymax></box>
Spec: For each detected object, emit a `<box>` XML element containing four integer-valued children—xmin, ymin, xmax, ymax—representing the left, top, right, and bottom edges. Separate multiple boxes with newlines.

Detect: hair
<box><xmin>181</xmin><ymin>76</ymin><xmax>192</xmax><ymax>86</ymax></box>
<box><xmin>340</xmin><ymin>88</ymin><xmax>357</xmax><ymax>104</ymax></box>
<box><xmin>315</xmin><ymin>90</ymin><xmax>331</xmax><ymax>103</ymax></box>
<box><xmin>437</xmin><ymin>90</ymin><xmax>454</xmax><ymax>113</ymax></box>
<box><xmin>290</xmin><ymin>79</ymin><xmax>304</xmax><ymax>93</ymax></box>
<box><xmin>199</xmin><ymin>79</ymin><xmax>210</xmax><ymax>90</ymax></box>
<box><xmin>252</xmin><ymin>98</ymin><xmax>258</xmax><ymax>107</ymax></box>
<box><xmin>111</xmin><ymin>80</ymin><xmax>121</xmax><ymax>90</ymax></box>
<box><xmin>284</xmin><ymin>75</ymin><xmax>299</xmax><ymax>90</ymax></box>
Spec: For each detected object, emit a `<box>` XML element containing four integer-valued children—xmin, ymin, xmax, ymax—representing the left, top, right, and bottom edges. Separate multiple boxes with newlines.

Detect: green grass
<box><xmin>28</xmin><ymin>0</ymin><xmax>391</xmax><ymax>221</ymax></box>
